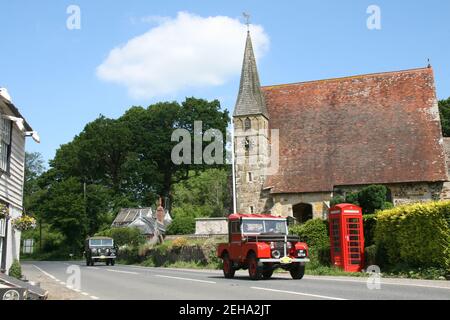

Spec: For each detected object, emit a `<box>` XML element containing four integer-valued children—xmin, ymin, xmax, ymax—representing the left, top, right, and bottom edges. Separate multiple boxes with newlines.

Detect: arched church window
<box><xmin>244</xmin><ymin>118</ymin><xmax>252</xmax><ymax>131</ymax></box>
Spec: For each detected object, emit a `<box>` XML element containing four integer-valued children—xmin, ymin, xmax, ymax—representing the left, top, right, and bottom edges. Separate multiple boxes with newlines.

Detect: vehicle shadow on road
<box><xmin>207</xmin><ymin>276</ymin><xmax>291</xmax><ymax>282</ymax></box>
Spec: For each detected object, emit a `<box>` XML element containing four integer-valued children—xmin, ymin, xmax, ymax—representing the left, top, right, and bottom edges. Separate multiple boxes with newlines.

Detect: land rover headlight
<box><xmin>272</xmin><ymin>250</ymin><xmax>281</xmax><ymax>259</ymax></box>
<box><xmin>297</xmin><ymin>250</ymin><xmax>307</xmax><ymax>258</ymax></box>
<box><xmin>91</xmin><ymin>248</ymin><xmax>98</xmax><ymax>254</ymax></box>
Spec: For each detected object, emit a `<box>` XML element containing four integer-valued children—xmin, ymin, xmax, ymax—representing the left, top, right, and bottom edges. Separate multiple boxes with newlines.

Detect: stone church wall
<box><xmin>269</xmin><ymin>192</ymin><xmax>332</xmax><ymax>219</ymax></box>
<box><xmin>335</xmin><ymin>182</ymin><xmax>444</xmax><ymax>207</ymax></box>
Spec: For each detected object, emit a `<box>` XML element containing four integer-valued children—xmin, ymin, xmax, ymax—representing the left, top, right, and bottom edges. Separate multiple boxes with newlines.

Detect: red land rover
<box><xmin>217</xmin><ymin>214</ymin><xmax>310</xmax><ymax>280</ymax></box>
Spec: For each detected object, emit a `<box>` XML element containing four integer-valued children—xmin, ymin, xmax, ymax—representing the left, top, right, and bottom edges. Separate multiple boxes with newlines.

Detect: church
<box><xmin>232</xmin><ymin>30</ymin><xmax>450</xmax><ymax>222</ymax></box>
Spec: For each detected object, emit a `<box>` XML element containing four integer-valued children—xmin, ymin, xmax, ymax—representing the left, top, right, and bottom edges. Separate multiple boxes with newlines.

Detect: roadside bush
<box><xmin>364</xmin><ymin>244</ymin><xmax>378</xmax><ymax>267</ymax></box>
<box><xmin>375</xmin><ymin>201</ymin><xmax>450</xmax><ymax>270</ymax></box>
<box><xmin>330</xmin><ymin>196</ymin><xmax>345</xmax><ymax>207</ymax></box>
<box><xmin>8</xmin><ymin>260</ymin><xmax>22</xmax><ymax>279</ymax></box>
<box><xmin>290</xmin><ymin>219</ymin><xmax>330</xmax><ymax>267</ymax></box>
<box><xmin>345</xmin><ymin>192</ymin><xmax>360</xmax><ymax>206</ymax></box>
<box><xmin>363</xmin><ymin>214</ymin><xmax>377</xmax><ymax>246</ymax></box>
<box><xmin>96</xmin><ymin>227</ymin><xmax>145</xmax><ymax>247</ymax></box>
<box><xmin>117</xmin><ymin>245</ymin><xmax>141</xmax><ymax>264</ymax></box>
<box><xmin>358</xmin><ymin>185</ymin><xmax>389</xmax><ymax>214</ymax></box>
<box><xmin>289</xmin><ymin>219</ymin><xmax>329</xmax><ymax>248</ymax></box>
<box><xmin>330</xmin><ymin>185</ymin><xmax>393</xmax><ymax>215</ymax></box>
<box><xmin>166</xmin><ymin>215</ymin><xmax>196</xmax><ymax>235</ymax></box>
<box><xmin>172</xmin><ymin>237</ymin><xmax>189</xmax><ymax>249</ymax></box>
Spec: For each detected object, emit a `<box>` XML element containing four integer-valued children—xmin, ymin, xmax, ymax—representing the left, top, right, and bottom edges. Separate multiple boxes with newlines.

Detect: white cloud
<box><xmin>96</xmin><ymin>12</ymin><xmax>270</xmax><ymax>99</ymax></box>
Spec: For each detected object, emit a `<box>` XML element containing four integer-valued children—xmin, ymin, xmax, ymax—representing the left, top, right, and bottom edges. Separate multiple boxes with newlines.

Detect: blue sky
<box><xmin>1</xmin><ymin>0</ymin><xmax>449</xmax><ymax>164</ymax></box>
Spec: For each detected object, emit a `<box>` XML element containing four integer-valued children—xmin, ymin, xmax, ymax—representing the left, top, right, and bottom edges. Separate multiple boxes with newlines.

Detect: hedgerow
<box><xmin>375</xmin><ymin>201</ymin><xmax>450</xmax><ymax>270</ymax></box>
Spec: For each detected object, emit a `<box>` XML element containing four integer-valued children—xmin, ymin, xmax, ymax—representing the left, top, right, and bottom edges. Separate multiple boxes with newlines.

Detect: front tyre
<box><xmin>262</xmin><ymin>269</ymin><xmax>274</xmax><ymax>280</ymax></box>
<box><xmin>248</xmin><ymin>253</ymin><xmax>263</xmax><ymax>280</ymax></box>
<box><xmin>222</xmin><ymin>253</ymin><xmax>235</xmax><ymax>279</ymax></box>
<box><xmin>110</xmin><ymin>259</ymin><xmax>115</xmax><ymax>266</ymax></box>
<box><xmin>290</xmin><ymin>263</ymin><xmax>305</xmax><ymax>280</ymax></box>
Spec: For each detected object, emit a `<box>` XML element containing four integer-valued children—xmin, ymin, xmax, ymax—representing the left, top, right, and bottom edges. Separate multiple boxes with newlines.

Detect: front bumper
<box><xmin>259</xmin><ymin>258</ymin><xmax>310</xmax><ymax>263</ymax></box>
<box><xmin>91</xmin><ymin>256</ymin><xmax>116</xmax><ymax>259</ymax></box>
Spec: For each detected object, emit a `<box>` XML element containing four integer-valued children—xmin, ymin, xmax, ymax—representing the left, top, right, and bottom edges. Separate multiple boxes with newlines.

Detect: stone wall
<box><xmin>444</xmin><ymin>138</ymin><xmax>450</xmax><ymax>173</ymax></box>
<box><xmin>195</xmin><ymin>218</ymin><xmax>228</xmax><ymax>235</ymax></box>
<box><xmin>335</xmin><ymin>182</ymin><xmax>445</xmax><ymax>206</ymax></box>
<box><xmin>269</xmin><ymin>192</ymin><xmax>332</xmax><ymax>219</ymax></box>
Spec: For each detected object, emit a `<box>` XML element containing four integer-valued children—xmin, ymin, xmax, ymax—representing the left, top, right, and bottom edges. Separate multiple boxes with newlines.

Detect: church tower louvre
<box><xmin>233</xmin><ymin>30</ymin><xmax>271</xmax><ymax>214</ymax></box>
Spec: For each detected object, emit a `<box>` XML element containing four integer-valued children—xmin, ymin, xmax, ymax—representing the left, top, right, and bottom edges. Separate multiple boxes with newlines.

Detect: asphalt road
<box><xmin>22</xmin><ymin>261</ymin><xmax>450</xmax><ymax>300</ymax></box>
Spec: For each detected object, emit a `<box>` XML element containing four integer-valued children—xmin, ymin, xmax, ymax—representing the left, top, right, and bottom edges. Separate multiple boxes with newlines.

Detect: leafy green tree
<box><xmin>28</xmin><ymin>97</ymin><xmax>230</xmax><ymax>251</ymax></box>
<box><xmin>172</xmin><ymin>169</ymin><xmax>231</xmax><ymax>218</ymax></box>
<box><xmin>39</xmin><ymin>177</ymin><xmax>88</xmax><ymax>252</ymax></box>
<box><xmin>24</xmin><ymin>152</ymin><xmax>45</xmax><ymax>213</ymax></box>
<box><xmin>331</xmin><ymin>185</ymin><xmax>392</xmax><ymax>215</ymax></box>
<box><xmin>439</xmin><ymin>97</ymin><xmax>450</xmax><ymax>137</ymax></box>
<box><xmin>358</xmin><ymin>185</ymin><xmax>390</xmax><ymax>214</ymax></box>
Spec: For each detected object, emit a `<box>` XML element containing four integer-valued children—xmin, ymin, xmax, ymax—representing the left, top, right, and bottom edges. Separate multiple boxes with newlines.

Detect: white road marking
<box><xmin>33</xmin><ymin>264</ymin><xmax>100</xmax><ymax>299</ymax></box>
<box><xmin>251</xmin><ymin>287</ymin><xmax>347</xmax><ymax>300</ymax></box>
<box><xmin>87</xmin><ymin>267</ymin><xmax>100</xmax><ymax>270</ymax></box>
<box><xmin>155</xmin><ymin>274</ymin><xmax>216</xmax><ymax>284</ymax></box>
<box><xmin>106</xmin><ymin>269</ymin><xmax>139</xmax><ymax>275</ymax></box>
<box><xmin>33</xmin><ymin>265</ymin><xmax>57</xmax><ymax>280</ymax></box>
<box><xmin>303</xmin><ymin>276</ymin><xmax>450</xmax><ymax>290</ymax></box>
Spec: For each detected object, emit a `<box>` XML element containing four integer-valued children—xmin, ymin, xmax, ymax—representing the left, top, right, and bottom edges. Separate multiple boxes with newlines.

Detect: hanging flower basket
<box><xmin>12</xmin><ymin>216</ymin><xmax>37</xmax><ymax>232</ymax></box>
<box><xmin>0</xmin><ymin>203</ymin><xmax>9</xmax><ymax>220</ymax></box>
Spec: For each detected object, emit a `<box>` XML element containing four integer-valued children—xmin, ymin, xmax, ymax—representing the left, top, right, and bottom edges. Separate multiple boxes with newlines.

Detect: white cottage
<box><xmin>0</xmin><ymin>94</ymin><xmax>37</xmax><ymax>274</ymax></box>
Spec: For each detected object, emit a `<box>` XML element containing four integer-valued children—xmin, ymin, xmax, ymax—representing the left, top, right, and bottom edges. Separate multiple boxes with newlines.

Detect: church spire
<box><xmin>234</xmin><ymin>31</ymin><xmax>268</xmax><ymax>118</ymax></box>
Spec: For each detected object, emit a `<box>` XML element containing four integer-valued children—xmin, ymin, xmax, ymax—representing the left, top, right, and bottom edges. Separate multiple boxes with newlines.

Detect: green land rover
<box><xmin>84</xmin><ymin>237</ymin><xmax>117</xmax><ymax>266</ymax></box>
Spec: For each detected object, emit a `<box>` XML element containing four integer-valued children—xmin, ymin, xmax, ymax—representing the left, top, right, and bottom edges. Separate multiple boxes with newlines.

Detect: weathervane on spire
<box><xmin>243</xmin><ymin>12</ymin><xmax>251</xmax><ymax>31</ymax></box>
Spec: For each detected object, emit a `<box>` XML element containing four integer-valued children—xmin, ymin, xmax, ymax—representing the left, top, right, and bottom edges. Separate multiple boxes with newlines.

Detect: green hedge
<box><xmin>363</xmin><ymin>214</ymin><xmax>377</xmax><ymax>246</ymax></box>
<box><xmin>96</xmin><ymin>227</ymin><xmax>146</xmax><ymax>247</ymax></box>
<box><xmin>290</xmin><ymin>219</ymin><xmax>330</xmax><ymax>266</ymax></box>
<box><xmin>289</xmin><ymin>219</ymin><xmax>330</xmax><ymax>248</ymax></box>
<box><xmin>375</xmin><ymin>201</ymin><xmax>450</xmax><ymax>270</ymax></box>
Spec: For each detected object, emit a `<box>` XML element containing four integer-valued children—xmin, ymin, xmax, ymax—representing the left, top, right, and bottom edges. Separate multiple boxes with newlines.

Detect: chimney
<box><xmin>156</xmin><ymin>197</ymin><xmax>165</xmax><ymax>224</ymax></box>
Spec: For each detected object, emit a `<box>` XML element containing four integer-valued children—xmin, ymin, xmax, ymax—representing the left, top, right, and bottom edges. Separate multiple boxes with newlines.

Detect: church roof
<box><xmin>262</xmin><ymin>67</ymin><xmax>448</xmax><ymax>194</ymax></box>
<box><xmin>233</xmin><ymin>32</ymin><xmax>269</xmax><ymax>118</ymax></box>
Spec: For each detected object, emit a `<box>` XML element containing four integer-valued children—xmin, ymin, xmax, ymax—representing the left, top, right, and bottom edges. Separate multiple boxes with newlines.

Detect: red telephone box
<box><xmin>329</xmin><ymin>204</ymin><xmax>365</xmax><ymax>272</ymax></box>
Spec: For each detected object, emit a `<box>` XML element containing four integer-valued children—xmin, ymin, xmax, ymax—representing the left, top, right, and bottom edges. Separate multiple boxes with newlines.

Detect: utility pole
<box><xmin>231</xmin><ymin>123</ymin><xmax>237</xmax><ymax>214</ymax></box>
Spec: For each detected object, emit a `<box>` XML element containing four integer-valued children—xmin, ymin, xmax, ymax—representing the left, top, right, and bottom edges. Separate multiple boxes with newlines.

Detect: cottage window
<box><xmin>0</xmin><ymin>118</ymin><xmax>12</xmax><ymax>173</ymax></box>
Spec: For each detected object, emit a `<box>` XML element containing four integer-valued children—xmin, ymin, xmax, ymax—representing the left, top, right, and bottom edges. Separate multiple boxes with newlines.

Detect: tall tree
<box><xmin>439</xmin><ymin>97</ymin><xmax>450</xmax><ymax>137</ymax></box>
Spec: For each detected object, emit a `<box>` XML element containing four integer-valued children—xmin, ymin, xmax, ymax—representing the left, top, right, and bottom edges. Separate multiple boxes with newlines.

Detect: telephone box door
<box><xmin>344</xmin><ymin>216</ymin><xmax>364</xmax><ymax>272</ymax></box>
<box><xmin>329</xmin><ymin>215</ymin><xmax>342</xmax><ymax>268</ymax></box>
